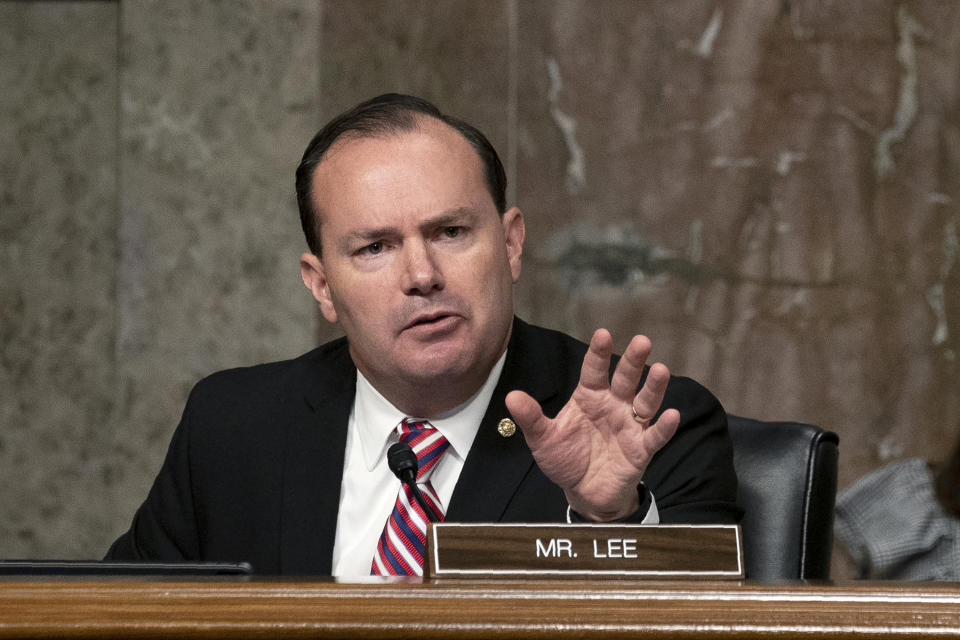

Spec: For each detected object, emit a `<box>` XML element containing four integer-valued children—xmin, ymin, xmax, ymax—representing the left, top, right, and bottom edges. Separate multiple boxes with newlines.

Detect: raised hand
<box><xmin>505</xmin><ymin>329</ymin><xmax>680</xmax><ymax>521</ymax></box>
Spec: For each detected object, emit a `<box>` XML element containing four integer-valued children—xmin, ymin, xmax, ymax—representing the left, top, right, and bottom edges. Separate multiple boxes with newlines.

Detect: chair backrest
<box><xmin>727</xmin><ymin>415</ymin><xmax>839</xmax><ymax>580</ymax></box>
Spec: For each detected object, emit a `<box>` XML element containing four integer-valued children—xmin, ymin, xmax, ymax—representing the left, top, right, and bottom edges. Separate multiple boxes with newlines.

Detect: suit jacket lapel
<box><xmin>447</xmin><ymin>318</ymin><xmax>562</xmax><ymax>521</ymax></box>
<box><xmin>279</xmin><ymin>340</ymin><xmax>355</xmax><ymax>575</ymax></box>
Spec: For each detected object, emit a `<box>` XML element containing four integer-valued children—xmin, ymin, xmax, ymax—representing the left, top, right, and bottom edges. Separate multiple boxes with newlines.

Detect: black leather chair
<box><xmin>727</xmin><ymin>415</ymin><xmax>839</xmax><ymax>580</ymax></box>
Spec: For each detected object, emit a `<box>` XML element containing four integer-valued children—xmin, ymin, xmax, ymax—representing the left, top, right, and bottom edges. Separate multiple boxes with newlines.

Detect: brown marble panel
<box><xmin>318</xmin><ymin>0</ymin><xmax>511</xmax><ymax>146</ymax></box>
<box><xmin>0</xmin><ymin>1</ymin><xmax>118</xmax><ymax>557</ymax></box>
<box><xmin>109</xmin><ymin>0</ymin><xmax>321</xmax><ymax>545</ymax></box>
<box><xmin>515</xmin><ymin>0</ymin><xmax>960</xmax><ymax>499</ymax></box>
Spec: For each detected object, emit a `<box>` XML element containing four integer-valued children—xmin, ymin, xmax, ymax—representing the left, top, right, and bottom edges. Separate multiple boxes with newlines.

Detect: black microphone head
<box><xmin>387</xmin><ymin>441</ymin><xmax>418</xmax><ymax>484</ymax></box>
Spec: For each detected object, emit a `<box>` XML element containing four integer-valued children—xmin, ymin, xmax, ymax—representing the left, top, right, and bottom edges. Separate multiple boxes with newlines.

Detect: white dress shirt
<box><xmin>331</xmin><ymin>353</ymin><xmax>507</xmax><ymax>577</ymax></box>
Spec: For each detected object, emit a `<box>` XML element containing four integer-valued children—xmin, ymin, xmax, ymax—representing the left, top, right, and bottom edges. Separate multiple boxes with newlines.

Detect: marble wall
<box><xmin>2</xmin><ymin>0</ymin><xmax>957</xmax><ymax>576</ymax></box>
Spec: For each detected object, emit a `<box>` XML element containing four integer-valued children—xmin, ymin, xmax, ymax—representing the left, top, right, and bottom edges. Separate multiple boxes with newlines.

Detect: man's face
<box><xmin>300</xmin><ymin>118</ymin><xmax>524</xmax><ymax>414</ymax></box>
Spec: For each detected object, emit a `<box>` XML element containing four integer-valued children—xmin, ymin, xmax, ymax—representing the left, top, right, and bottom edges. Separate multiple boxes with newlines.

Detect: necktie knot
<box><xmin>397</xmin><ymin>420</ymin><xmax>449</xmax><ymax>482</ymax></box>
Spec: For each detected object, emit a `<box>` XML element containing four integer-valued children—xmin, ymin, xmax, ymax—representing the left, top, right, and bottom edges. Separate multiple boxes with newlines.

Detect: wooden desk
<box><xmin>1</xmin><ymin>578</ymin><xmax>959</xmax><ymax>638</ymax></box>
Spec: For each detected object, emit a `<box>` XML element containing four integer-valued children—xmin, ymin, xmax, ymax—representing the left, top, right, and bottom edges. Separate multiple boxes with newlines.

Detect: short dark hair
<box><xmin>295</xmin><ymin>93</ymin><xmax>507</xmax><ymax>255</ymax></box>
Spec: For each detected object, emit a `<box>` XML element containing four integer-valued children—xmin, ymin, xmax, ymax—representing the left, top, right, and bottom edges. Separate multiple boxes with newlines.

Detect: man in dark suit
<box><xmin>107</xmin><ymin>94</ymin><xmax>740</xmax><ymax>576</ymax></box>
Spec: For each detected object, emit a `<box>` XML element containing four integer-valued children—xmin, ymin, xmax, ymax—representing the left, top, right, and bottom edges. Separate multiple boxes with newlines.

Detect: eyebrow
<box><xmin>422</xmin><ymin>207</ymin><xmax>479</xmax><ymax>230</ymax></box>
<box><xmin>336</xmin><ymin>207</ymin><xmax>481</xmax><ymax>251</ymax></box>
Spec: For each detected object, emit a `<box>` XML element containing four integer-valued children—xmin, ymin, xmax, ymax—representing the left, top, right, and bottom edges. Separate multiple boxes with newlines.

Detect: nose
<box><xmin>401</xmin><ymin>240</ymin><xmax>444</xmax><ymax>295</ymax></box>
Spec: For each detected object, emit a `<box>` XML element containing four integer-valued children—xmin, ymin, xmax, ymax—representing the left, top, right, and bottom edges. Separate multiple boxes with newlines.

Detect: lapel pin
<box><xmin>497</xmin><ymin>418</ymin><xmax>517</xmax><ymax>438</ymax></box>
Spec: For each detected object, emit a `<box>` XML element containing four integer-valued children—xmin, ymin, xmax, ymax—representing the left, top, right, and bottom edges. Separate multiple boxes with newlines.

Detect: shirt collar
<box><xmin>353</xmin><ymin>351</ymin><xmax>508</xmax><ymax>471</ymax></box>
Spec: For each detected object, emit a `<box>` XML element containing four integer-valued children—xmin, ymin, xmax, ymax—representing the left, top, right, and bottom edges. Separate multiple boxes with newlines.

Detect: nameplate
<box><xmin>425</xmin><ymin>523</ymin><xmax>743</xmax><ymax>579</ymax></box>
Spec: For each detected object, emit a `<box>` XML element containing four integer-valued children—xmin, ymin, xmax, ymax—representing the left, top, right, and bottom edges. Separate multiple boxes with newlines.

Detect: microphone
<box><xmin>387</xmin><ymin>442</ymin><xmax>439</xmax><ymax>522</ymax></box>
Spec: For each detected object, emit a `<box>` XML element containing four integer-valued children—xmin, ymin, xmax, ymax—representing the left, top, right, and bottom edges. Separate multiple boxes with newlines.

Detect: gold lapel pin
<box><xmin>497</xmin><ymin>418</ymin><xmax>517</xmax><ymax>438</ymax></box>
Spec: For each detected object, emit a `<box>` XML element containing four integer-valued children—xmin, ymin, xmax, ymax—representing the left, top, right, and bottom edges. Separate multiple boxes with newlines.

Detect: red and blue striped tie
<box><xmin>371</xmin><ymin>420</ymin><xmax>450</xmax><ymax>576</ymax></box>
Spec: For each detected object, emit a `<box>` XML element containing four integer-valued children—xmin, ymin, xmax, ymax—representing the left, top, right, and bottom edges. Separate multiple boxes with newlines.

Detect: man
<box><xmin>107</xmin><ymin>94</ymin><xmax>740</xmax><ymax>576</ymax></box>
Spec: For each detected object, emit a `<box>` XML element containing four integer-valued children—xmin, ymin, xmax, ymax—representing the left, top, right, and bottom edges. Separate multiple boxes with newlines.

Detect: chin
<box><xmin>406</xmin><ymin>359</ymin><xmax>470</xmax><ymax>381</ymax></box>
<box><xmin>403</xmin><ymin>349</ymin><xmax>476</xmax><ymax>382</ymax></box>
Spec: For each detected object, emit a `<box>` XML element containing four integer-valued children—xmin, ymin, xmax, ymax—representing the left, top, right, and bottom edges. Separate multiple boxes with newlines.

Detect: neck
<box><xmin>361</xmin><ymin>361</ymin><xmax>497</xmax><ymax>418</ymax></box>
<box><xmin>394</xmin><ymin>385</ymin><xmax>476</xmax><ymax>418</ymax></box>
<box><xmin>352</xmin><ymin>321</ymin><xmax>515</xmax><ymax>418</ymax></box>
<box><xmin>356</xmin><ymin>340</ymin><xmax>510</xmax><ymax>418</ymax></box>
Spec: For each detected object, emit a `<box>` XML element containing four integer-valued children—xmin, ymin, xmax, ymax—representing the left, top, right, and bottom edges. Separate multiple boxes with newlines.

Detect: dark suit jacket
<box><xmin>106</xmin><ymin>318</ymin><xmax>740</xmax><ymax>574</ymax></box>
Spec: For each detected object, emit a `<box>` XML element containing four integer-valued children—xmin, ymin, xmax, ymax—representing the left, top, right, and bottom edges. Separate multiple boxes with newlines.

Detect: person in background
<box><xmin>835</xmin><ymin>434</ymin><xmax>960</xmax><ymax>580</ymax></box>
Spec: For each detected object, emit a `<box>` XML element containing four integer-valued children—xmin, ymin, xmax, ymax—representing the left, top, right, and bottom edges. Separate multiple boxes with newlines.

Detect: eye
<box><xmin>359</xmin><ymin>241</ymin><xmax>383</xmax><ymax>256</ymax></box>
<box><xmin>442</xmin><ymin>226</ymin><xmax>463</xmax><ymax>239</ymax></box>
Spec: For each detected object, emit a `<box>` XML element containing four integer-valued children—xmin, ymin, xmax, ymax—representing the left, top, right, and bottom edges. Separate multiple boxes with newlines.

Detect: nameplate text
<box><xmin>425</xmin><ymin>523</ymin><xmax>743</xmax><ymax>579</ymax></box>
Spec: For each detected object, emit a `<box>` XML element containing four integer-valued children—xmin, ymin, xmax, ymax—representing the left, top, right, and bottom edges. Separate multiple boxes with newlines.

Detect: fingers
<box><xmin>630</xmin><ymin>361</ymin><xmax>671</xmax><ymax>423</ymax></box>
<box><xmin>620</xmin><ymin>406</ymin><xmax>680</xmax><ymax>478</ymax></box>
<box><xmin>643</xmin><ymin>407</ymin><xmax>681</xmax><ymax>453</ymax></box>
<box><xmin>609</xmin><ymin>334</ymin><xmax>653</xmax><ymax>402</ymax></box>
<box><xmin>578</xmin><ymin>329</ymin><xmax>614</xmax><ymax>391</ymax></box>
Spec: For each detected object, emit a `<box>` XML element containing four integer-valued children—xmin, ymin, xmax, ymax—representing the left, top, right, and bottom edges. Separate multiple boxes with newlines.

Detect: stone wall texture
<box><xmin>2</xmin><ymin>0</ymin><xmax>958</xmax><ymax>578</ymax></box>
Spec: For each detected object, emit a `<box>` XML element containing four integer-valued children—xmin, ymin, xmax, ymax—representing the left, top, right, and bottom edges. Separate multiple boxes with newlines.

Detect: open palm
<box><xmin>506</xmin><ymin>329</ymin><xmax>680</xmax><ymax>521</ymax></box>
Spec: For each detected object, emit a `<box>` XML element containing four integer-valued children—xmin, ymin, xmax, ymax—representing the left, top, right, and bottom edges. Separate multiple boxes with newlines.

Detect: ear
<box><xmin>501</xmin><ymin>207</ymin><xmax>525</xmax><ymax>282</ymax></box>
<box><xmin>299</xmin><ymin>252</ymin><xmax>338</xmax><ymax>324</ymax></box>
